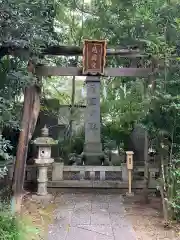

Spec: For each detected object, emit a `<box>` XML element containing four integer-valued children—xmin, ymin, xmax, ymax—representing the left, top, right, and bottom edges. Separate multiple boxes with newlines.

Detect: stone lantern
<box><xmin>33</xmin><ymin>125</ymin><xmax>57</xmax><ymax>198</ymax></box>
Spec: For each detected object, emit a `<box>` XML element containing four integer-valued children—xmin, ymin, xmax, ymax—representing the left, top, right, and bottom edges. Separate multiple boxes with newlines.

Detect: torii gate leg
<box><xmin>82</xmin><ymin>76</ymin><xmax>104</xmax><ymax>165</ymax></box>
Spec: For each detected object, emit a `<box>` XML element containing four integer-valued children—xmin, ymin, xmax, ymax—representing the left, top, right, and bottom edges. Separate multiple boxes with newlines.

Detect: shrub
<box><xmin>0</xmin><ymin>203</ymin><xmax>39</xmax><ymax>240</ymax></box>
<box><xmin>0</xmin><ymin>135</ymin><xmax>13</xmax><ymax>180</ymax></box>
<box><xmin>168</xmin><ymin>160</ymin><xmax>180</xmax><ymax>221</ymax></box>
<box><xmin>0</xmin><ymin>211</ymin><xmax>19</xmax><ymax>240</ymax></box>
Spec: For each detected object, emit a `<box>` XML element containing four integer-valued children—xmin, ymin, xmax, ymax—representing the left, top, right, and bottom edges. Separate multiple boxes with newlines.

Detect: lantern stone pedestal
<box><xmin>31</xmin><ymin>125</ymin><xmax>57</xmax><ymax>202</ymax></box>
<box><xmin>35</xmin><ymin>159</ymin><xmax>54</xmax><ymax>197</ymax></box>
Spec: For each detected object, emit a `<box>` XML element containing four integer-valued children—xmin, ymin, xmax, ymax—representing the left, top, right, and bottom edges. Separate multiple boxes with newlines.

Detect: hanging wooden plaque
<box><xmin>83</xmin><ymin>40</ymin><xmax>107</xmax><ymax>75</ymax></box>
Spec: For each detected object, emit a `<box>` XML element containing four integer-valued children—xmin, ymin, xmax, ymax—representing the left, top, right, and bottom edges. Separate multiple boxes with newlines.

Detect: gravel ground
<box><xmin>123</xmin><ymin>194</ymin><xmax>180</xmax><ymax>240</ymax></box>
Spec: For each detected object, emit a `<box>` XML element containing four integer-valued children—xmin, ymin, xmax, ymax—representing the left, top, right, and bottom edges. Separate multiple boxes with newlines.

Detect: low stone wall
<box><xmin>7</xmin><ymin>163</ymin><xmax>159</xmax><ymax>189</ymax></box>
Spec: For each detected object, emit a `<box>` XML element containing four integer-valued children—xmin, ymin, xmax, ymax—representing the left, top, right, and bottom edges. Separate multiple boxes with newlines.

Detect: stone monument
<box><xmin>81</xmin><ymin>40</ymin><xmax>106</xmax><ymax>165</ymax></box>
<box><xmin>82</xmin><ymin>76</ymin><xmax>104</xmax><ymax>165</ymax></box>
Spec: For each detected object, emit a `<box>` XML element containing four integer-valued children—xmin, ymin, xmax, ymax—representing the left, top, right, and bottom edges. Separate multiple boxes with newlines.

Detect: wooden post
<box><xmin>128</xmin><ymin>170</ymin><xmax>132</xmax><ymax>194</ymax></box>
<box><xmin>11</xmin><ymin>60</ymin><xmax>41</xmax><ymax>213</ymax></box>
<box><xmin>69</xmin><ymin>57</ymin><xmax>78</xmax><ymax>145</ymax></box>
<box><xmin>126</xmin><ymin>151</ymin><xmax>134</xmax><ymax>197</ymax></box>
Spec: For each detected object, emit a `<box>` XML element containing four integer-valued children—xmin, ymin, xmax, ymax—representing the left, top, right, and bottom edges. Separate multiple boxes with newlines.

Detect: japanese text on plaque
<box><xmin>83</xmin><ymin>40</ymin><xmax>106</xmax><ymax>75</ymax></box>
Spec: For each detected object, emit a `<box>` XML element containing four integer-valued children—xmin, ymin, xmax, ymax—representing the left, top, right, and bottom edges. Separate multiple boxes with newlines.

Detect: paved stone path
<box><xmin>48</xmin><ymin>193</ymin><xmax>137</xmax><ymax>240</ymax></box>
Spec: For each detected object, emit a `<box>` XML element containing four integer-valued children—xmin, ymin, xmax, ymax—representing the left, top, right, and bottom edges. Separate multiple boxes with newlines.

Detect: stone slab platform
<box><xmin>47</xmin><ymin>180</ymin><xmax>157</xmax><ymax>189</ymax></box>
<box><xmin>48</xmin><ymin>192</ymin><xmax>137</xmax><ymax>240</ymax></box>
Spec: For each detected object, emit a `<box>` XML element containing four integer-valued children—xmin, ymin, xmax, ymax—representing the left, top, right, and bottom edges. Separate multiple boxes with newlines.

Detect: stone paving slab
<box><xmin>91</xmin><ymin>212</ymin><xmax>111</xmax><ymax>225</ymax></box>
<box><xmin>71</xmin><ymin>212</ymin><xmax>91</xmax><ymax>226</ymax></box>
<box><xmin>113</xmin><ymin>225</ymin><xmax>137</xmax><ymax>240</ymax></box>
<box><xmin>48</xmin><ymin>192</ymin><xmax>137</xmax><ymax>240</ymax></box>
<box><xmin>66</xmin><ymin>227</ymin><xmax>114</xmax><ymax>240</ymax></box>
<box><xmin>74</xmin><ymin>202</ymin><xmax>91</xmax><ymax>211</ymax></box>
<box><xmin>110</xmin><ymin>213</ymin><xmax>130</xmax><ymax>227</ymax></box>
<box><xmin>54</xmin><ymin>209</ymin><xmax>73</xmax><ymax>225</ymax></box>
<box><xmin>78</xmin><ymin>225</ymin><xmax>113</xmax><ymax>236</ymax></box>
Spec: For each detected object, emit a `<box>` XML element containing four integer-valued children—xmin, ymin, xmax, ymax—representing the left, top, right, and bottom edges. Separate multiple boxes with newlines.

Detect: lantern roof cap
<box><xmin>32</xmin><ymin>125</ymin><xmax>58</xmax><ymax>146</ymax></box>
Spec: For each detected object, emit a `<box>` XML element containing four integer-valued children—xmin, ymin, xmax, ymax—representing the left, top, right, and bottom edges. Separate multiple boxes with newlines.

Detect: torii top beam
<box><xmin>0</xmin><ymin>41</ymin><xmax>148</xmax><ymax>59</ymax></box>
<box><xmin>0</xmin><ymin>41</ymin><xmax>155</xmax><ymax>77</ymax></box>
<box><xmin>36</xmin><ymin>66</ymin><xmax>153</xmax><ymax>77</ymax></box>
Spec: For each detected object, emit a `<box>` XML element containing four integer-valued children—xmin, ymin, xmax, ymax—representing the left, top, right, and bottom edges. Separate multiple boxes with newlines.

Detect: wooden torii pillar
<box><xmin>36</xmin><ymin>40</ymin><xmax>154</xmax><ymax>165</ymax></box>
<box><xmin>11</xmin><ymin>60</ymin><xmax>41</xmax><ymax>213</ymax></box>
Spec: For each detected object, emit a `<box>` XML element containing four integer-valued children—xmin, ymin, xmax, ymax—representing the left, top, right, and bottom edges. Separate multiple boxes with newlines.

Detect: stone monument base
<box><xmin>31</xmin><ymin>194</ymin><xmax>53</xmax><ymax>203</ymax></box>
<box><xmin>82</xmin><ymin>153</ymin><xmax>105</xmax><ymax>165</ymax></box>
<box><xmin>83</xmin><ymin>142</ymin><xmax>102</xmax><ymax>153</ymax></box>
<box><xmin>82</xmin><ymin>142</ymin><xmax>104</xmax><ymax>165</ymax></box>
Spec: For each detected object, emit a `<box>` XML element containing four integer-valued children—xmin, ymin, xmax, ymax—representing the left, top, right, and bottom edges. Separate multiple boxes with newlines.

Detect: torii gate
<box><xmin>10</xmin><ymin>40</ymin><xmax>156</xmax><ymax>212</ymax></box>
<box><xmin>36</xmin><ymin>40</ymin><xmax>154</xmax><ymax>165</ymax></box>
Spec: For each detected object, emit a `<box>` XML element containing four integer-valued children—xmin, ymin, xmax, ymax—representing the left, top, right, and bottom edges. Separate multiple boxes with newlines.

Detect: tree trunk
<box><xmin>11</xmin><ymin>62</ymin><xmax>41</xmax><ymax>213</ymax></box>
<box><xmin>69</xmin><ymin>75</ymin><xmax>76</xmax><ymax>143</ymax></box>
<box><xmin>143</xmin><ymin>130</ymin><xmax>149</xmax><ymax>203</ymax></box>
<box><xmin>159</xmin><ymin>185</ymin><xmax>169</xmax><ymax>226</ymax></box>
<box><xmin>160</xmin><ymin>154</ymin><xmax>170</xmax><ymax>226</ymax></box>
<box><xmin>69</xmin><ymin>57</ymin><xmax>78</xmax><ymax>148</ymax></box>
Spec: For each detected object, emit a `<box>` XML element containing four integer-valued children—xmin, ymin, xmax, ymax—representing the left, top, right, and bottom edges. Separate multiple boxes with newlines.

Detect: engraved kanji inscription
<box><xmin>91</xmin><ymin>61</ymin><xmax>96</xmax><ymax>69</ymax></box>
<box><xmin>87</xmin><ymin>98</ymin><xmax>97</xmax><ymax>106</ymax></box>
<box><xmin>87</xmin><ymin>83</ymin><xmax>96</xmax><ymax>94</ymax></box>
<box><xmin>92</xmin><ymin>46</ymin><xmax>98</xmax><ymax>54</ymax></box>
<box><xmin>91</xmin><ymin>54</ymin><xmax>98</xmax><ymax>61</ymax></box>
<box><xmin>88</xmin><ymin>123</ymin><xmax>98</xmax><ymax>130</ymax></box>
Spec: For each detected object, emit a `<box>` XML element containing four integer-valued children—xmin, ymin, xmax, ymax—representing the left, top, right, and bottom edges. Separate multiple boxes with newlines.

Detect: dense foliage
<box><xmin>0</xmin><ymin>0</ymin><xmax>58</xmax><ymax>165</ymax></box>
<box><xmin>0</xmin><ymin>1</ymin><xmax>57</xmax><ymax>237</ymax></box>
<box><xmin>55</xmin><ymin>0</ymin><xmax>180</xmax><ymax>223</ymax></box>
<box><xmin>1</xmin><ymin>0</ymin><xmax>180</xmax><ymax>225</ymax></box>
<box><xmin>0</xmin><ymin>203</ymin><xmax>39</xmax><ymax>240</ymax></box>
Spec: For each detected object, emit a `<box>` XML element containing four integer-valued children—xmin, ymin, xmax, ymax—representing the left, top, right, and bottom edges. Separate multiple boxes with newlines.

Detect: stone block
<box><xmin>79</xmin><ymin>170</ymin><xmax>85</xmax><ymax>180</ymax></box>
<box><xmin>121</xmin><ymin>163</ymin><xmax>128</xmax><ymax>182</ymax></box>
<box><xmin>100</xmin><ymin>171</ymin><xmax>105</xmax><ymax>181</ymax></box>
<box><xmin>52</xmin><ymin>162</ymin><xmax>64</xmax><ymax>181</ymax></box>
<box><xmin>83</xmin><ymin>142</ymin><xmax>103</xmax><ymax>154</ymax></box>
